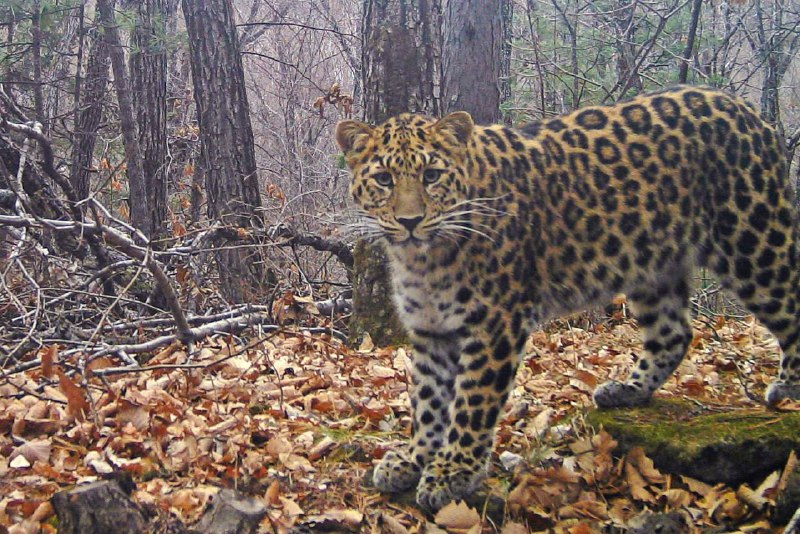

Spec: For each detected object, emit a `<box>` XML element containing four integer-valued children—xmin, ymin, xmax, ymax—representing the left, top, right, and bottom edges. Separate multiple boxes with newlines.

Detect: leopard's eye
<box><xmin>423</xmin><ymin>168</ymin><xmax>445</xmax><ymax>185</ymax></box>
<box><xmin>373</xmin><ymin>172</ymin><xmax>393</xmax><ymax>187</ymax></box>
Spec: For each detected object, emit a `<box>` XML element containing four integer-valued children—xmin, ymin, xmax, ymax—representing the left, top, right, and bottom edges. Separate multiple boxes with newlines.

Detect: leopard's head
<box><xmin>335</xmin><ymin>112</ymin><xmax>474</xmax><ymax>245</ymax></box>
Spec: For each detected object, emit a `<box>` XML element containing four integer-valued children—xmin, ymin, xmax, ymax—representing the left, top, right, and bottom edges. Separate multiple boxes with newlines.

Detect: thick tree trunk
<box><xmin>130</xmin><ymin>0</ymin><xmax>168</xmax><ymax>239</ymax></box>
<box><xmin>362</xmin><ymin>0</ymin><xmax>440</xmax><ymax>121</ymax></box>
<box><xmin>182</xmin><ymin>0</ymin><xmax>264</xmax><ymax>303</ymax></box>
<box><xmin>97</xmin><ymin>0</ymin><xmax>149</xmax><ymax>235</ymax></box>
<box><xmin>351</xmin><ymin>0</ymin><xmax>440</xmax><ymax>346</ymax></box>
<box><xmin>69</xmin><ymin>15</ymin><xmax>109</xmax><ymax>201</ymax></box>
<box><xmin>441</xmin><ymin>0</ymin><xmax>510</xmax><ymax>122</ymax></box>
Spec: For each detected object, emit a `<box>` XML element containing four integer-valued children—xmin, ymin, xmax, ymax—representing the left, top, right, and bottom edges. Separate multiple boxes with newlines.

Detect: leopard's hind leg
<box><xmin>594</xmin><ymin>267</ymin><xmax>693</xmax><ymax>408</ymax></box>
<box><xmin>710</xmin><ymin>244</ymin><xmax>800</xmax><ymax>406</ymax></box>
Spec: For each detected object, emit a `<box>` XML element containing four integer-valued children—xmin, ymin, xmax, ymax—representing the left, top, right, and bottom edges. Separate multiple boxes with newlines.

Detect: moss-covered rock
<box><xmin>585</xmin><ymin>398</ymin><xmax>800</xmax><ymax>485</ymax></box>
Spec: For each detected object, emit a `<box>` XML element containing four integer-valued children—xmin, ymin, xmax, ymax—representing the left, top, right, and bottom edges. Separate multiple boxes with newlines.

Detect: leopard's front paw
<box><xmin>373</xmin><ymin>450</ymin><xmax>421</xmax><ymax>492</ymax></box>
<box><xmin>765</xmin><ymin>381</ymin><xmax>800</xmax><ymax>406</ymax></box>
<box><xmin>415</xmin><ymin>459</ymin><xmax>486</xmax><ymax>511</ymax></box>
<box><xmin>593</xmin><ymin>380</ymin><xmax>652</xmax><ymax>408</ymax></box>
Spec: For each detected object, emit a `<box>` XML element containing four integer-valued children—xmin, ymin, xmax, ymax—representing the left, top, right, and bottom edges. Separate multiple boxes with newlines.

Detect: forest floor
<box><xmin>1</xmin><ymin>313</ymin><xmax>799</xmax><ymax>533</ymax></box>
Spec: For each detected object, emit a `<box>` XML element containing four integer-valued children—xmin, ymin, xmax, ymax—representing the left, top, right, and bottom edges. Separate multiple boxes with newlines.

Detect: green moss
<box><xmin>585</xmin><ymin>398</ymin><xmax>800</xmax><ymax>484</ymax></box>
<box><xmin>349</xmin><ymin>241</ymin><xmax>408</xmax><ymax>347</ymax></box>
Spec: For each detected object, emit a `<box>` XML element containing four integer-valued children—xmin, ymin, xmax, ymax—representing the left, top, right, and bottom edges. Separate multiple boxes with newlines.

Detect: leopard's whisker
<box><xmin>438</xmin><ymin>218</ymin><xmax>501</xmax><ymax>236</ymax></box>
<box><xmin>439</xmin><ymin>223</ymin><xmax>496</xmax><ymax>242</ymax></box>
<box><xmin>445</xmin><ymin>204</ymin><xmax>508</xmax><ymax>217</ymax></box>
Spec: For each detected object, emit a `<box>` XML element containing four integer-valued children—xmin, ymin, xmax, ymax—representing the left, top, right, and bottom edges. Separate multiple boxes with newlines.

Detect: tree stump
<box><xmin>52</xmin><ymin>477</ymin><xmax>148</xmax><ymax>534</ymax></box>
<box><xmin>194</xmin><ymin>488</ymin><xmax>267</xmax><ymax>534</ymax></box>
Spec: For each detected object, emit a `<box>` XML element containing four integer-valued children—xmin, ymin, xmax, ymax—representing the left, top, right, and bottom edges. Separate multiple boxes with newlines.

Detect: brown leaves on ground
<box><xmin>0</xmin><ymin>317</ymin><xmax>795</xmax><ymax>532</ymax></box>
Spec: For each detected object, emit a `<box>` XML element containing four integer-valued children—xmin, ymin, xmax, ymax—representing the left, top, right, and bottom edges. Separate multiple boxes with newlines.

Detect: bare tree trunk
<box><xmin>97</xmin><ymin>0</ymin><xmax>149</xmax><ymax>235</ymax></box>
<box><xmin>551</xmin><ymin>0</ymin><xmax>580</xmax><ymax>109</ymax></box>
<box><xmin>352</xmin><ymin>0</ymin><xmax>441</xmax><ymax>346</ymax></box>
<box><xmin>678</xmin><ymin>0</ymin><xmax>703</xmax><ymax>84</ymax></box>
<box><xmin>612</xmin><ymin>0</ymin><xmax>643</xmax><ymax>96</ymax></box>
<box><xmin>30</xmin><ymin>0</ymin><xmax>46</xmax><ymax>130</ymax></box>
<box><xmin>754</xmin><ymin>0</ymin><xmax>800</xmax><ymax>135</ymax></box>
<box><xmin>441</xmin><ymin>0</ymin><xmax>509</xmax><ymax>123</ymax></box>
<box><xmin>70</xmin><ymin>15</ymin><xmax>109</xmax><ymax>201</ymax></box>
<box><xmin>182</xmin><ymin>0</ymin><xmax>264</xmax><ymax>303</ymax></box>
<box><xmin>130</xmin><ymin>0</ymin><xmax>168</xmax><ymax>239</ymax></box>
<box><xmin>362</xmin><ymin>0</ymin><xmax>440</xmax><ymax>121</ymax></box>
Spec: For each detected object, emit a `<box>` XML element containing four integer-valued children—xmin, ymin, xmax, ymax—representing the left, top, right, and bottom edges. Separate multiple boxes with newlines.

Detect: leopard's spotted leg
<box><xmin>711</xmin><ymin>252</ymin><xmax>800</xmax><ymax>406</ymax></box>
<box><xmin>416</xmin><ymin>320</ymin><xmax>529</xmax><ymax>510</ymax></box>
<box><xmin>594</xmin><ymin>272</ymin><xmax>693</xmax><ymax>408</ymax></box>
<box><xmin>730</xmin><ymin>280</ymin><xmax>800</xmax><ymax>406</ymax></box>
<box><xmin>373</xmin><ymin>335</ymin><xmax>457</xmax><ymax>493</ymax></box>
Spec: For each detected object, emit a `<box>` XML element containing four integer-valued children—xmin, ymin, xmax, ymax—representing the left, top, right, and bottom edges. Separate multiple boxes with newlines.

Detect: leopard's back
<box><xmin>461</xmin><ymin>87</ymin><xmax>794</xmax><ymax>320</ymax></box>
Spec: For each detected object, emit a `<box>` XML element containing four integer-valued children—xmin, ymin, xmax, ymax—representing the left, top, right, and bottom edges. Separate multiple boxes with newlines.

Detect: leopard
<box><xmin>335</xmin><ymin>86</ymin><xmax>800</xmax><ymax>511</ymax></box>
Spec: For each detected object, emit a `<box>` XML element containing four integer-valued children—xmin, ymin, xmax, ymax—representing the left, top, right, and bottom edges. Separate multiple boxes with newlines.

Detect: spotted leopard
<box><xmin>335</xmin><ymin>86</ymin><xmax>800</xmax><ymax>510</ymax></box>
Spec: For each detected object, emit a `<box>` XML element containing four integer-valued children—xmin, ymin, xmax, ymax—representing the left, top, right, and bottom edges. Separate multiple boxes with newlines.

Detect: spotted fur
<box><xmin>335</xmin><ymin>86</ymin><xmax>800</xmax><ymax>510</ymax></box>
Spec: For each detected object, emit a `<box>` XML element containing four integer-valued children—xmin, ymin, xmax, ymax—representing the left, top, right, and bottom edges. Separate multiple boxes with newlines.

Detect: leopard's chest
<box><xmin>388</xmin><ymin>248</ymin><xmax>470</xmax><ymax>335</ymax></box>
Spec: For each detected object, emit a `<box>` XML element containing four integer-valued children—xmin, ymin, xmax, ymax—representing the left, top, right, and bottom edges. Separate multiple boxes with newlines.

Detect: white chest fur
<box><xmin>387</xmin><ymin>245</ymin><xmax>468</xmax><ymax>335</ymax></box>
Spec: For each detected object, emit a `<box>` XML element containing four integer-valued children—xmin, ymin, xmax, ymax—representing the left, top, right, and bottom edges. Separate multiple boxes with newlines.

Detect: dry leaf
<box><xmin>625</xmin><ymin>461</ymin><xmax>655</xmax><ymax>503</ymax></box>
<box><xmin>682</xmin><ymin>475</ymin><xmax>714</xmax><ymax>497</ymax></box>
<box><xmin>303</xmin><ymin>509</ymin><xmax>363</xmax><ymax>530</ymax></box>
<box><xmin>434</xmin><ymin>501</ymin><xmax>481</xmax><ymax>530</ymax></box>
<box><xmin>626</xmin><ymin>447</ymin><xmax>664</xmax><ymax>484</ymax></box>
<box><xmin>265</xmin><ymin>480</ymin><xmax>281</xmax><ymax>506</ymax></box>
<box><xmin>500</xmin><ymin>522</ymin><xmax>529</xmax><ymax>534</ymax></box>
<box><xmin>735</xmin><ymin>484</ymin><xmax>770</xmax><ymax>511</ymax></box>
<box><xmin>266</xmin><ymin>436</ymin><xmax>293</xmax><ymax>456</ymax></box>
<box><xmin>56</xmin><ymin>369</ymin><xmax>89</xmax><ymax>421</ymax></box>
<box><xmin>278</xmin><ymin>452</ymin><xmax>315</xmax><ymax>472</ymax></box>
<box><xmin>378</xmin><ymin>512</ymin><xmax>409</xmax><ymax>534</ymax></box>
<box><xmin>11</xmin><ymin>439</ymin><xmax>51</xmax><ymax>465</ymax></box>
<box><xmin>358</xmin><ymin>333</ymin><xmax>374</xmax><ymax>352</ymax></box>
<box><xmin>710</xmin><ymin>491</ymin><xmax>747</xmax><ymax>522</ymax></box>
<box><xmin>41</xmin><ymin>346</ymin><xmax>57</xmax><ymax>379</ymax></box>
<box><xmin>659</xmin><ymin>488</ymin><xmax>693</xmax><ymax>508</ymax></box>
<box><xmin>778</xmin><ymin>450</ymin><xmax>798</xmax><ymax>493</ymax></box>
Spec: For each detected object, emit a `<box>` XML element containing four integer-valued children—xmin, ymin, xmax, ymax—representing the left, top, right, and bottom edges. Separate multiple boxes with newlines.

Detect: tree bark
<box><xmin>441</xmin><ymin>0</ymin><xmax>510</xmax><ymax>122</ymax></box>
<box><xmin>130</xmin><ymin>0</ymin><xmax>169</xmax><ymax>239</ymax></box>
<box><xmin>52</xmin><ymin>478</ymin><xmax>147</xmax><ymax>534</ymax></box>
<box><xmin>362</xmin><ymin>0</ymin><xmax>441</xmax><ymax>121</ymax></box>
<box><xmin>182</xmin><ymin>0</ymin><xmax>264</xmax><ymax>303</ymax></box>
<box><xmin>97</xmin><ymin>0</ymin><xmax>150</xmax><ymax>235</ymax></box>
<box><xmin>70</xmin><ymin>14</ymin><xmax>110</xmax><ymax>201</ymax></box>
<box><xmin>351</xmin><ymin>0</ymin><xmax>441</xmax><ymax>346</ymax></box>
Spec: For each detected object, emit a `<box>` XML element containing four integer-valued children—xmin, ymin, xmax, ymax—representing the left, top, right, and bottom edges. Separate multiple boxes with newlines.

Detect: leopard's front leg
<box><xmin>373</xmin><ymin>337</ymin><xmax>457</xmax><ymax>493</ymax></box>
<box><xmin>416</xmin><ymin>325</ymin><xmax>526</xmax><ymax>510</ymax></box>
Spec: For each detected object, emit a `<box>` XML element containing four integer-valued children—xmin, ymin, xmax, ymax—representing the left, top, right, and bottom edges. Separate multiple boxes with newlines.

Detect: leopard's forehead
<box><xmin>367</xmin><ymin>113</ymin><xmax>440</xmax><ymax>168</ymax></box>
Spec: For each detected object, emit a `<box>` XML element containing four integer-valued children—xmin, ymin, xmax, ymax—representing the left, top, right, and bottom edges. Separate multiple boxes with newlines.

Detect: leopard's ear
<box><xmin>434</xmin><ymin>111</ymin><xmax>474</xmax><ymax>145</ymax></box>
<box><xmin>335</xmin><ymin>120</ymin><xmax>374</xmax><ymax>154</ymax></box>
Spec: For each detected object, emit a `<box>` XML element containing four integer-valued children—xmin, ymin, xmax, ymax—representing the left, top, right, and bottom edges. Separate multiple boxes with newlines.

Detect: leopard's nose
<box><xmin>398</xmin><ymin>216</ymin><xmax>424</xmax><ymax>232</ymax></box>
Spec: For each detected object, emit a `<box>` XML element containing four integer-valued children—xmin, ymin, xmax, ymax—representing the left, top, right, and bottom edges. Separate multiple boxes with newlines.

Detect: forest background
<box><xmin>1</xmin><ymin>0</ymin><xmax>800</xmax><ymax>532</ymax></box>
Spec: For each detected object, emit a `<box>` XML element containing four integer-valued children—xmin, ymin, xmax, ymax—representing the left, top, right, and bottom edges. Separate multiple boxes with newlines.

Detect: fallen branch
<box><xmin>269</xmin><ymin>223</ymin><xmax>354</xmax><ymax>269</ymax></box>
<box><xmin>0</xmin><ymin>212</ymin><xmax>192</xmax><ymax>345</ymax></box>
